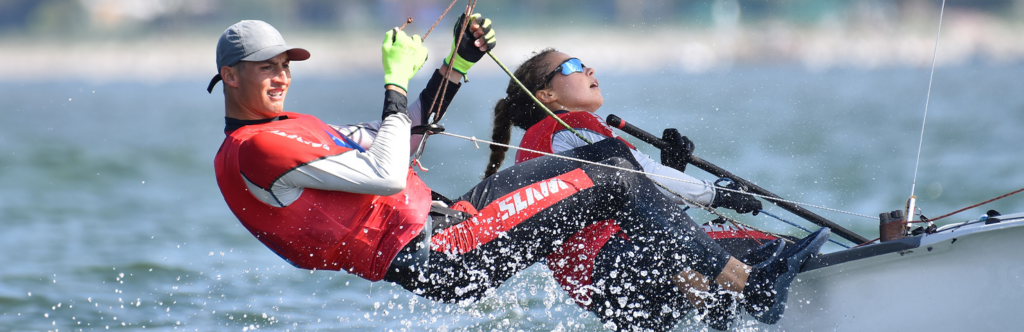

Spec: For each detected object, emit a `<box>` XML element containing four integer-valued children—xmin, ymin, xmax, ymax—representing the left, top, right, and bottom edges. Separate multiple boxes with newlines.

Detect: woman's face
<box><xmin>536</xmin><ymin>52</ymin><xmax>602</xmax><ymax>113</ymax></box>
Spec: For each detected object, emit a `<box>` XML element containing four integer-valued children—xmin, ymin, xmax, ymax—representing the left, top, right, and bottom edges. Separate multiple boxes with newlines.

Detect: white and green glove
<box><xmin>382</xmin><ymin>28</ymin><xmax>429</xmax><ymax>92</ymax></box>
<box><xmin>444</xmin><ymin>13</ymin><xmax>497</xmax><ymax>75</ymax></box>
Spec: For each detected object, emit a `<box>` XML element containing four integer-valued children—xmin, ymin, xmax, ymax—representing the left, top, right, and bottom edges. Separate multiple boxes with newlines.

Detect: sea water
<box><xmin>2</xmin><ymin>65</ymin><xmax>1023</xmax><ymax>331</ymax></box>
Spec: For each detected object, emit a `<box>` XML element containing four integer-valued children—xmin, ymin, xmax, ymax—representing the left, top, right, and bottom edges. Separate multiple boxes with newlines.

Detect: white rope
<box><xmin>911</xmin><ymin>0</ymin><xmax>946</xmax><ymax>198</ymax></box>
<box><xmin>436</xmin><ymin>131</ymin><xmax>876</xmax><ymax>220</ymax></box>
<box><xmin>437</xmin><ymin>133</ymin><xmax>788</xmax><ymax>242</ymax></box>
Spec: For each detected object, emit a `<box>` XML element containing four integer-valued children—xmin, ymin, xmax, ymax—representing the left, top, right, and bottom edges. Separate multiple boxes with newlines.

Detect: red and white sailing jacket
<box><xmin>214</xmin><ymin>112</ymin><xmax>431</xmax><ymax>281</ymax></box>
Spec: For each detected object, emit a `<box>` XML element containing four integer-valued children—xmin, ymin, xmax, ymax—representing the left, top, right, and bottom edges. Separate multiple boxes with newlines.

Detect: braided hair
<box><xmin>484</xmin><ymin>48</ymin><xmax>559</xmax><ymax>178</ymax></box>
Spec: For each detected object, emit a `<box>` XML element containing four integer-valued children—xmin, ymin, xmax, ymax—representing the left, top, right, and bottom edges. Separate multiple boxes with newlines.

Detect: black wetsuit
<box><xmin>384</xmin><ymin>139</ymin><xmax>732</xmax><ymax>306</ymax></box>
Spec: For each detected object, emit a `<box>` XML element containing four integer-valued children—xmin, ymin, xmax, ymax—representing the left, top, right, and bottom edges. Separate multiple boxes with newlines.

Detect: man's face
<box><xmin>234</xmin><ymin>53</ymin><xmax>291</xmax><ymax>118</ymax></box>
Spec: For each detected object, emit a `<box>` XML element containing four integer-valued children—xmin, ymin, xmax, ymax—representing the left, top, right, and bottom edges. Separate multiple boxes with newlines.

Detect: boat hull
<box><xmin>751</xmin><ymin>214</ymin><xmax>1024</xmax><ymax>331</ymax></box>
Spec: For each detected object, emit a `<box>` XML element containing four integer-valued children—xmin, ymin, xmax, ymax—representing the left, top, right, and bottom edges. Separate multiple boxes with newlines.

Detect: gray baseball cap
<box><xmin>207</xmin><ymin>20</ymin><xmax>310</xmax><ymax>93</ymax></box>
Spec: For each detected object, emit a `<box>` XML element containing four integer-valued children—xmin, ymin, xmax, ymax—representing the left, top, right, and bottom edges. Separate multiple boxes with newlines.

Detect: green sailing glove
<box><xmin>444</xmin><ymin>13</ymin><xmax>497</xmax><ymax>75</ymax></box>
<box><xmin>382</xmin><ymin>28</ymin><xmax>428</xmax><ymax>92</ymax></box>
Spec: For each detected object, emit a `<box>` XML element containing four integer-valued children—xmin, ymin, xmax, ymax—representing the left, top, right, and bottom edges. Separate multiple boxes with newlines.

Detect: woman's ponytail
<box><xmin>482</xmin><ymin>48</ymin><xmax>559</xmax><ymax>178</ymax></box>
<box><xmin>484</xmin><ymin>98</ymin><xmax>514</xmax><ymax>178</ymax></box>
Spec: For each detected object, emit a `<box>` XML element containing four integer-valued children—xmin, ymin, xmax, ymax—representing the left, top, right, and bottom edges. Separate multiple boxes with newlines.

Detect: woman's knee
<box><xmin>567</xmin><ymin>138</ymin><xmax>639</xmax><ymax>166</ymax></box>
<box><xmin>582</xmin><ymin>157</ymin><xmax>645</xmax><ymax>185</ymax></box>
<box><xmin>601</xmin><ymin>156</ymin><xmax>637</xmax><ymax>170</ymax></box>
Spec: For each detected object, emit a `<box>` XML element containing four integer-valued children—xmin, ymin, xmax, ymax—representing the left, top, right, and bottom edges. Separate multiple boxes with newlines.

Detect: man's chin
<box><xmin>255</xmin><ymin>108</ymin><xmax>284</xmax><ymax>118</ymax></box>
<box><xmin>265</xmin><ymin>103</ymin><xmax>285</xmax><ymax>115</ymax></box>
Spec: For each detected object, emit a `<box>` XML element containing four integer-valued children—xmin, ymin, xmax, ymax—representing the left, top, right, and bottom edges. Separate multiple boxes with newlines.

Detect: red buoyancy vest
<box><xmin>516</xmin><ymin>112</ymin><xmax>635</xmax><ymax>162</ymax></box>
<box><xmin>516</xmin><ymin>112</ymin><xmax>634</xmax><ymax>308</ymax></box>
<box><xmin>214</xmin><ymin>112</ymin><xmax>431</xmax><ymax>281</ymax></box>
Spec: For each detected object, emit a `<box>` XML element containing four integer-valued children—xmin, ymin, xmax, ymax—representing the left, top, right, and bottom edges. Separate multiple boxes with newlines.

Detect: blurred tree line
<box><xmin>1</xmin><ymin>0</ymin><xmax>1021</xmax><ymax>38</ymax></box>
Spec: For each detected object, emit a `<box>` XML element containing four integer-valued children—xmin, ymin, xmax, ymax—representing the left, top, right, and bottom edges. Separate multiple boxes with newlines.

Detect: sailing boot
<box><xmin>741</xmin><ymin>228</ymin><xmax>830</xmax><ymax>325</ymax></box>
<box><xmin>742</xmin><ymin>239</ymin><xmax>786</xmax><ymax>266</ymax></box>
<box><xmin>702</xmin><ymin>239</ymin><xmax>784</xmax><ymax>330</ymax></box>
<box><xmin>778</xmin><ymin>228</ymin><xmax>830</xmax><ymax>262</ymax></box>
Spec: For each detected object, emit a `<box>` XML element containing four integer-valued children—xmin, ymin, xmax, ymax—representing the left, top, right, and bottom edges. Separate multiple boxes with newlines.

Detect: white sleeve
<box><xmin>550</xmin><ymin>129</ymin><xmax>716</xmax><ymax>207</ymax></box>
<box><xmin>265</xmin><ymin>114</ymin><xmax>412</xmax><ymax>206</ymax></box>
<box><xmin>331</xmin><ymin>121</ymin><xmax>379</xmax><ymax>150</ymax></box>
<box><xmin>550</xmin><ymin>128</ymin><xmax>609</xmax><ymax>152</ymax></box>
<box><xmin>408</xmin><ymin>97</ymin><xmax>425</xmax><ymax>126</ymax></box>
<box><xmin>331</xmin><ymin>98</ymin><xmax>427</xmax><ymax>156</ymax></box>
<box><xmin>630</xmin><ymin>149</ymin><xmax>716</xmax><ymax>207</ymax></box>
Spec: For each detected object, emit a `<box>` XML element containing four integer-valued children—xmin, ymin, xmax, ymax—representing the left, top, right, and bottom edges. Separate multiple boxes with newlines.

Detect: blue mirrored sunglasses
<box><xmin>545</xmin><ymin>58</ymin><xmax>586</xmax><ymax>82</ymax></box>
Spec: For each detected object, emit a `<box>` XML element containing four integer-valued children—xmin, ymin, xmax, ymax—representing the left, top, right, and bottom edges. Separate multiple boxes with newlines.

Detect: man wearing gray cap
<box><xmin>212</xmin><ymin>16</ymin><xmax>515</xmax><ymax>295</ymax></box>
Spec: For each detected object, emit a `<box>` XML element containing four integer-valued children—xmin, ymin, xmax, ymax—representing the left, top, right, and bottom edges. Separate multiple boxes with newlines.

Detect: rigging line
<box><xmin>758</xmin><ymin>210</ymin><xmax>851</xmax><ymax>248</ymax></box>
<box><xmin>431</xmin><ymin>0</ymin><xmax>475</xmax><ymax>123</ymax></box>
<box><xmin>483</xmin><ymin>47</ymin><xmax>867</xmax><ymax>242</ymax></box>
<box><xmin>423</xmin><ymin>0</ymin><xmax>460</xmax><ymax>40</ymax></box>
<box><xmin>911</xmin><ymin>186</ymin><xmax>1024</xmax><ymax>223</ymax></box>
<box><xmin>482</xmin><ymin>45</ymin><xmax>777</xmax><ymax>243</ymax></box>
<box><xmin>487</xmin><ymin>51</ymin><xmax>593</xmax><ymax>144</ymax></box>
<box><xmin>852</xmin><ymin>237</ymin><xmax>881</xmax><ymax>248</ymax></box>
<box><xmin>413</xmin><ymin>0</ymin><xmax>477</xmax><ymax>165</ymax></box>
<box><xmin>482</xmin><ymin>52</ymin><xmax>873</xmax><ymax>222</ymax></box>
<box><xmin>425</xmin><ymin>1</ymin><xmax>470</xmax><ymax>125</ymax></box>
<box><xmin>436</xmin><ymin>131</ymin><xmax>877</xmax><ymax>220</ymax></box>
<box><xmin>651</xmin><ymin>170</ymin><xmax>770</xmax><ymax>246</ymax></box>
<box><xmin>432</xmin><ymin>134</ymin><xmax>781</xmax><ymax>245</ymax></box>
<box><xmin>910</xmin><ymin>0</ymin><xmax>947</xmax><ymax>198</ymax></box>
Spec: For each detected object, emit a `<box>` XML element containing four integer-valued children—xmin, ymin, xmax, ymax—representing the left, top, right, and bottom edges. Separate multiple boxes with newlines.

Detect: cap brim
<box><xmin>242</xmin><ymin>45</ymin><xmax>310</xmax><ymax>63</ymax></box>
<box><xmin>207</xmin><ymin>74</ymin><xmax>223</xmax><ymax>93</ymax></box>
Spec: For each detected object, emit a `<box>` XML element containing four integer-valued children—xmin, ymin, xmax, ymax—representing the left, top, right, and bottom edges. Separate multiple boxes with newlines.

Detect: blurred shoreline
<box><xmin>5</xmin><ymin>14</ymin><xmax>1024</xmax><ymax>83</ymax></box>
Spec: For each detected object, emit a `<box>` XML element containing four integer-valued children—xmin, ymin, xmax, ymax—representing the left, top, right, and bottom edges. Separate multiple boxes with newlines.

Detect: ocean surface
<box><xmin>2</xmin><ymin>65</ymin><xmax>1022</xmax><ymax>331</ymax></box>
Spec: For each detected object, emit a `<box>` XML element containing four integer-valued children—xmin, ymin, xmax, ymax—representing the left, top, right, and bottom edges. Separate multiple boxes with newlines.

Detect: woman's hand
<box><xmin>711</xmin><ymin>180</ymin><xmax>763</xmax><ymax>215</ymax></box>
<box><xmin>661</xmin><ymin>128</ymin><xmax>694</xmax><ymax>172</ymax></box>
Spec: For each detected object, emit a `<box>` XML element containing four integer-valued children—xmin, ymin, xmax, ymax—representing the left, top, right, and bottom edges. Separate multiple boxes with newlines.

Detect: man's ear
<box><xmin>535</xmin><ymin>88</ymin><xmax>557</xmax><ymax>104</ymax></box>
<box><xmin>221</xmin><ymin>65</ymin><xmax>240</xmax><ymax>88</ymax></box>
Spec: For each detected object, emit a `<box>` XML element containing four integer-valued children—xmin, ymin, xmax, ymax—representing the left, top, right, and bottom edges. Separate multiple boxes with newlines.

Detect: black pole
<box><xmin>606</xmin><ymin>114</ymin><xmax>868</xmax><ymax>244</ymax></box>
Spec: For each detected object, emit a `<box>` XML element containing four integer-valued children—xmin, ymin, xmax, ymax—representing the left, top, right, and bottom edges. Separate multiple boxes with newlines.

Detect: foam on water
<box><xmin>1</xmin><ymin>65</ymin><xmax>1022</xmax><ymax>330</ymax></box>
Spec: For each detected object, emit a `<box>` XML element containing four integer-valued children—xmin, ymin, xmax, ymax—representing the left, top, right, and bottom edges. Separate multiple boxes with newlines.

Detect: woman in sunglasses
<box><xmin>485</xmin><ymin>49</ymin><xmax>811</xmax><ymax>331</ymax></box>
